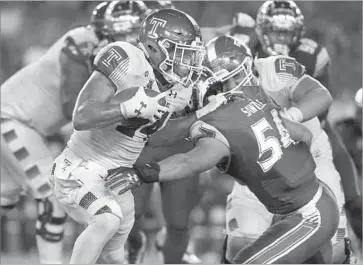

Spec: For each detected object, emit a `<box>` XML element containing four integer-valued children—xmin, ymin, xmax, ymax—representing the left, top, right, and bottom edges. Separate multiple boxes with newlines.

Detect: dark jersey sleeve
<box><xmin>291</xmin><ymin>38</ymin><xmax>331</xmax><ymax>80</ymax></box>
<box><xmin>93</xmin><ymin>42</ymin><xmax>130</xmax><ymax>88</ymax></box>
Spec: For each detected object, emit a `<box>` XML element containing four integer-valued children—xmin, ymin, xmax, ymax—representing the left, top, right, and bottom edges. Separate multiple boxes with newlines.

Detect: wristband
<box><xmin>133</xmin><ymin>162</ymin><xmax>160</xmax><ymax>183</ymax></box>
<box><xmin>286</xmin><ymin>107</ymin><xmax>303</xmax><ymax>123</ymax></box>
<box><xmin>195</xmin><ymin>108</ymin><xmax>208</xmax><ymax>119</ymax></box>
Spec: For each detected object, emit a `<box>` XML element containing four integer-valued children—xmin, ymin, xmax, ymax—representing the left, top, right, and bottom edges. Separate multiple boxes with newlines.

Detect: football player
<box><xmin>0</xmin><ymin>1</ymin><xmax>144</xmax><ymax>263</ymax></box>
<box><xmin>208</xmin><ymin>1</ymin><xmax>358</xmax><ymax>262</ymax></box>
<box><xmin>104</xmin><ymin>35</ymin><xmax>340</xmax><ymax>264</ymax></box>
<box><xmin>125</xmin><ymin>1</ymin><xmax>202</xmax><ymax>264</ymax></box>
<box><xmin>51</xmin><ymin>8</ymin><xmax>210</xmax><ymax>264</ymax></box>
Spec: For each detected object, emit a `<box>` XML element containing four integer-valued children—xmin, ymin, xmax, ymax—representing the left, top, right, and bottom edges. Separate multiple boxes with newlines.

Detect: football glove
<box><xmin>120</xmin><ymin>87</ymin><xmax>169</xmax><ymax>122</ymax></box>
<box><xmin>104</xmin><ymin>163</ymin><xmax>161</xmax><ymax>196</ymax></box>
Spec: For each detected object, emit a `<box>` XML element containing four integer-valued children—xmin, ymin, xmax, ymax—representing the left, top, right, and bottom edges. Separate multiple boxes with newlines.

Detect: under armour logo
<box><xmin>127</xmin><ymin>173</ymin><xmax>138</xmax><ymax>183</ymax></box>
<box><xmin>148</xmin><ymin>17</ymin><xmax>167</xmax><ymax>39</ymax></box>
<box><xmin>135</xmin><ymin>101</ymin><xmax>147</xmax><ymax>115</ymax></box>
<box><xmin>169</xmin><ymin>90</ymin><xmax>178</xmax><ymax>98</ymax></box>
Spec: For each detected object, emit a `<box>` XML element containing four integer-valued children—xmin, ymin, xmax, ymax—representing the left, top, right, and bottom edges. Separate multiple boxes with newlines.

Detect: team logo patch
<box><xmin>102</xmin><ymin>47</ymin><xmax>123</xmax><ymax>68</ymax></box>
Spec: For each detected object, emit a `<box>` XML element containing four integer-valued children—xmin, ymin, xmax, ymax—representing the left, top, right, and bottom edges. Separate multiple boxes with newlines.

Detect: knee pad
<box><xmin>0</xmin><ymin>204</ymin><xmax>17</xmax><ymax>216</ymax></box>
<box><xmin>35</xmin><ymin>198</ymin><xmax>67</xmax><ymax>243</ymax></box>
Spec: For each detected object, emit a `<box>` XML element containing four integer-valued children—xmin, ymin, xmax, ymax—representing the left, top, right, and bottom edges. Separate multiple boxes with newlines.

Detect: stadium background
<box><xmin>0</xmin><ymin>1</ymin><xmax>361</xmax><ymax>264</ymax></box>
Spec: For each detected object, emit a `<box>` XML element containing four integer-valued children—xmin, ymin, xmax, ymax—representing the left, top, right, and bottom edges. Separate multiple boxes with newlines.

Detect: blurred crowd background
<box><xmin>0</xmin><ymin>1</ymin><xmax>362</xmax><ymax>264</ymax></box>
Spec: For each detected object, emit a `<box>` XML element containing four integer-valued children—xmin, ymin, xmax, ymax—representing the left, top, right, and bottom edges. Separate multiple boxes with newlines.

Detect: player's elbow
<box><xmin>319</xmin><ymin>87</ymin><xmax>333</xmax><ymax>109</ymax></box>
<box><xmin>72</xmin><ymin>104</ymin><xmax>90</xmax><ymax>131</ymax></box>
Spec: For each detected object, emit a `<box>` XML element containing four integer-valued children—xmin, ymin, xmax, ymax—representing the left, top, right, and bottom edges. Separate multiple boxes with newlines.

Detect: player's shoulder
<box><xmin>93</xmin><ymin>41</ymin><xmax>148</xmax><ymax>76</ymax></box>
<box><xmin>93</xmin><ymin>41</ymin><xmax>153</xmax><ymax>90</ymax></box>
<box><xmin>61</xmin><ymin>26</ymin><xmax>99</xmax><ymax>62</ymax></box>
<box><xmin>293</xmin><ymin>37</ymin><xmax>330</xmax><ymax>77</ymax></box>
<box><xmin>254</xmin><ymin>55</ymin><xmax>306</xmax><ymax>93</ymax></box>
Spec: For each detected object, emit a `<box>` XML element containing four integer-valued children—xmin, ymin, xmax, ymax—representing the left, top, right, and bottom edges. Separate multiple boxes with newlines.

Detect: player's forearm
<box><xmin>293</xmin><ymin>89</ymin><xmax>332</xmax><ymax>122</ymax></box>
<box><xmin>147</xmin><ymin>113</ymin><xmax>198</xmax><ymax>147</ymax></box>
<box><xmin>157</xmin><ymin>153</ymin><xmax>203</xmax><ymax>181</ymax></box>
<box><xmin>73</xmin><ymin>101</ymin><xmax>126</xmax><ymax>131</ymax></box>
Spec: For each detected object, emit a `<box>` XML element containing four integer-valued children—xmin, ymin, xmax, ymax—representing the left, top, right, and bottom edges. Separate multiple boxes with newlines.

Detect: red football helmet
<box><xmin>255</xmin><ymin>0</ymin><xmax>305</xmax><ymax>56</ymax></box>
<box><xmin>90</xmin><ymin>1</ymin><xmax>148</xmax><ymax>43</ymax></box>
<box><xmin>138</xmin><ymin>8</ymin><xmax>205</xmax><ymax>87</ymax></box>
<box><xmin>202</xmin><ymin>35</ymin><xmax>256</xmax><ymax>96</ymax></box>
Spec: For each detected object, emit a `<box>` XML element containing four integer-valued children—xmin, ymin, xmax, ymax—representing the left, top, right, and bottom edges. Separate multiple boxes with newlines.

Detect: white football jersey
<box><xmin>1</xmin><ymin>27</ymin><xmax>100</xmax><ymax>136</ymax></box>
<box><xmin>254</xmin><ymin>55</ymin><xmax>324</xmax><ymax>142</ymax></box>
<box><xmin>67</xmin><ymin>41</ymin><xmax>160</xmax><ymax>170</ymax></box>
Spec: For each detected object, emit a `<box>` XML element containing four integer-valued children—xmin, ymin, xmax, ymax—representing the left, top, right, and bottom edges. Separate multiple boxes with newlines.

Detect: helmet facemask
<box><xmin>256</xmin><ymin>1</ymin><xmax>305</xmax><ymax>56</ymax></box>
<box><xmin>102</xmin><ymin>1</ymin><xmax>146</xmax><ymax>44</ymax></box>
<box><xmin>157</xmin><ymin>38</ymin><xmax>205</xmax><ymax>87</ymax></box>
<box><xmin>208</xmin><ymin>52</ymin><xmax>256</xmax><ymax>95</ymax></box>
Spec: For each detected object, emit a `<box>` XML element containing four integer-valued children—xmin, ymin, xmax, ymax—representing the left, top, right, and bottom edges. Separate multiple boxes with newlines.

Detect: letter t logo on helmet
<box><xmin>148</xmin><ymin>17</ymin><xmax>167</xmax><ymax>39</ymax></box>
<box><xmin>138</xmin><ymin>8</ymin><xmax>205</xmax><ymax>87</ymax></box>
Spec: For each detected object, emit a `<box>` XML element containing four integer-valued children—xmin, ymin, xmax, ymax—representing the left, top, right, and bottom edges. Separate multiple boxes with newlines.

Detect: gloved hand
<box><xmin>120</xmin><ymin>87</ymin><xmax>169</xmax><ymax>122</ymax></box>
<box><xmin>104</xmin><ymin>166</ymin><xmax>143</xmax><ymax>196</ymax></box>
<box><xmin>165</xmin><ymin>83</ymin><xmax>193</xmax><ymax>113</ymax></box>
<box><xmin>196</xmin><ymin>94</ymin><xmax>228</xmax><ymax>119</ymax></box>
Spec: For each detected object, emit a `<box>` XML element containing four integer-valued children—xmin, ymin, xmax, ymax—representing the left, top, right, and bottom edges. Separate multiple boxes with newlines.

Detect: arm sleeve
<box><xmin>93</xmin><ymin>42</ymin><xmax>130</xmax><ymax>89</ymax></box>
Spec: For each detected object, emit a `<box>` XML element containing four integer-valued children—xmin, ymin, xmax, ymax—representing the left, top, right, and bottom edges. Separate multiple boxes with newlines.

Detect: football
<box><xmin>110</xmin><ymin>87</ymin><xmax>167</xmax><ymax>128</ymax></box>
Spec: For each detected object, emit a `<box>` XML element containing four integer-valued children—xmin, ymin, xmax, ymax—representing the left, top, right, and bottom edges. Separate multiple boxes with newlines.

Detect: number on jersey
<box><xmin>274</xmin><ymin>57</ymin><xmax>305</xmax><ymax>79</ymax></box>
<box><xmin>251</xmin><ymin>109</ymin><xmax>294</xmax><ymax>172</ymax></box>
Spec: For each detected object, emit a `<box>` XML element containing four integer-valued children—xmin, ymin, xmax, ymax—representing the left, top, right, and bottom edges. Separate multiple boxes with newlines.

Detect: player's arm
<box><xmin>281</xmin><ymin>116</ymin><xmax>313</xmax><ymax>147</ymax></box>
<box><xmin>148</xmin><ymin>94</ymin><xmax>228</xmax><ymax>147</ymax></box>
<box><xmin>104</xmin><ymin>121</ymin><xmax>230</xmax><ymax>196</ymax></box>
<box><xmin>289</xmin><ymin>74</ymin><xmax>333</xmax><ymax>122</ymax></box>
<box><xmin>72</xmin><ymin>70</ymin><xmax>125</xmax><ymax>131</ymax></box>
<box><xmin>139</xmin><ymin>120</ymin><xmax>230</xmax><ymax>181</ymax></box>
<box><xmin>256</xmin><ymin>56</ymin><xmax>333</xmax><ymax>123</ymax></box>
<box><xmin>147</xmin><ymin>114</ymin><xmax>198</xmax><ymax>147</ymax></box>
<box><xmin>60</xmin><ymin>40</ymin><xmax>91</xmax><ymax>120</ymax></box>
<box><xmin>156</xmin><ymin>137</ymin><xmax>229</xmax><ymax>181</ymax></box>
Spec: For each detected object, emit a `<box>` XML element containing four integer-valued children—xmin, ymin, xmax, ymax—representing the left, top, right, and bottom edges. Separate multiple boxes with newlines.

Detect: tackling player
<box><xmin>205</xmin><ymin>1</ymin><xmax>358</xmax><ymax>262</ymax></box>
<box><xmin>104</xmin><ymin>35</ymin><xmax>340</xmax><ymax>264</ymax></box>
<box><xmin>51</xmin><ymin>8</ymin><xmax>208</xmax><ymax>264</ymax></box>
<box><xmin>0</xmin><ymin>1</ymin><xmax>144</xmax><ymax>263</ymax></box>
<box><xmin>126</xmin><ymin>2</ymin><xmax>201</xmax><ymax>264</ymax></box>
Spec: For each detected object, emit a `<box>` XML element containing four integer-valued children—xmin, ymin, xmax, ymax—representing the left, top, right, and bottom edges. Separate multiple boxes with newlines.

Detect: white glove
<box><xmin>195</xmin><ymin>94</ymin><xmax>227</xmax><ymax>119</ymax></box>
<box><xmin>280</xmin><ymin>107</ymin><xmax>303</xmax><ymax>123</ymax></box>
<box><xmin>165</xmin><ymin>84</ymin><xmax>193</xmax><ymax>113</ymax></box>
<box><xmin>233</xmin><ymin>12</ymin><xmax>255</xmax><ymax>28</ymax></box>
<box><xmin>120</xmin><ymin>87</ymin><xmax>169</xmax><ymax>122</ymax></box>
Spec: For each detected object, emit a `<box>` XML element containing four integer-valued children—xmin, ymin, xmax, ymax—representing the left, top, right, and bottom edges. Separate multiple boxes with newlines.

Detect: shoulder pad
<box><xmin>189</xmin><ymin>120</ymin><xmax>230</xmax><ymax>148</ymax></box>
<box><xmin>93</xmin><ymin>42</ymin><xmax>131</xmax><ymax>88</ymax></box>
<box><xmin>189</xmin><ymin>120</ymin><xmax>231</xmax><ymax>172</ymax></box>
<box><xmin>255</xmin><ymin>56</ymin><xmax>305</xmax><ymax>95</ymax></box>
<box><xmin>61</xmin><ymin>27</ymin><xmax>98</xmax><ymax>63</ymax></box>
